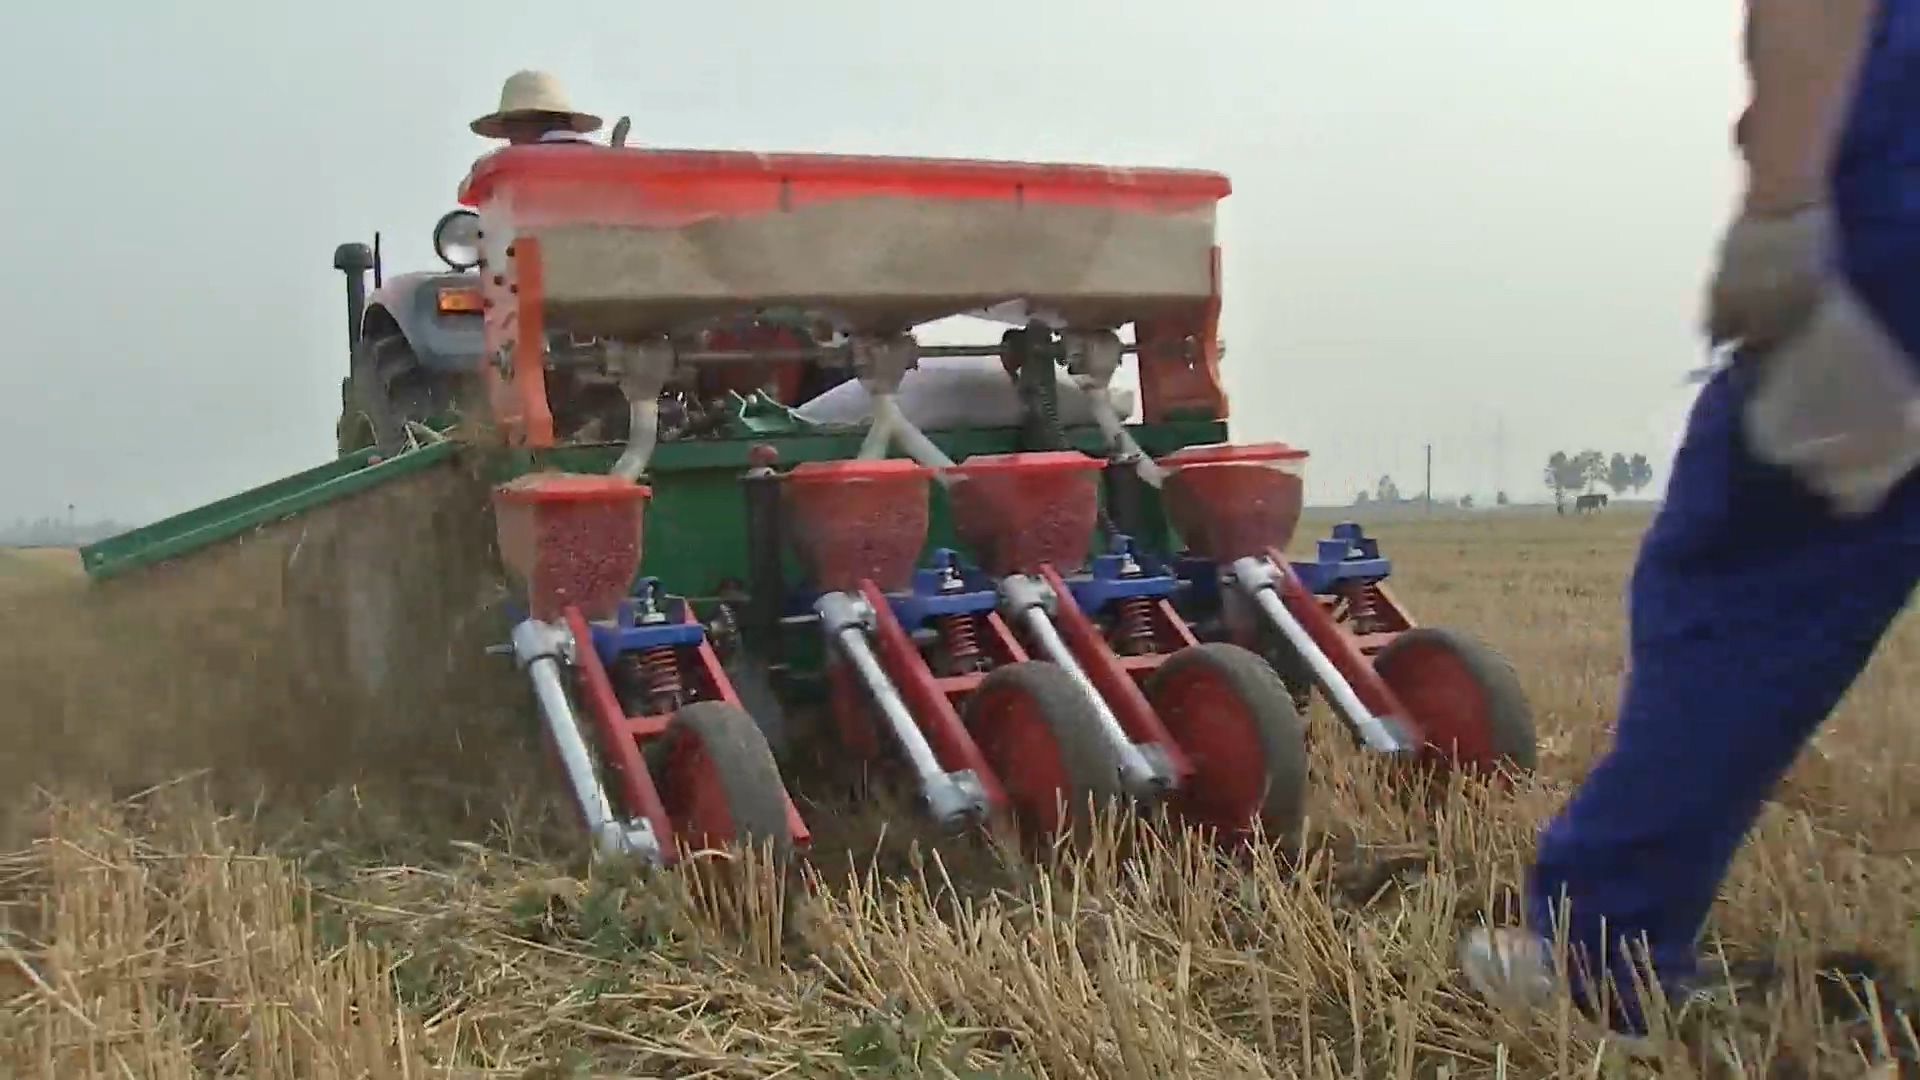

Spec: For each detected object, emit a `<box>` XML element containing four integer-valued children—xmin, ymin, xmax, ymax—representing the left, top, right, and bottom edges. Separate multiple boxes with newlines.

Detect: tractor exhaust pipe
<box><xmin>510</xmin><ymin>619</ymin><xmax>662</xmax><ymax>862</ymax></box>
<box><xmin>1227</xmin><ymin>556</ymin><xmax>1411</xmax><ymax>754</ymax></box>
<box><xmin>815</xmin><ymin>590</ymin><xmax>988</xmax><ymax>828</ymax></box>
<box><xmin>333</xmin><ymin>242</ymin><xmax>375</xmax><ymax>352</ymax></box>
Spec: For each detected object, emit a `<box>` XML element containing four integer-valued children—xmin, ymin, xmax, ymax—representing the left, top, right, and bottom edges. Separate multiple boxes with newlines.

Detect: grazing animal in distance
<box><xmin>1574</xmin><ymin>492</ymin><xmax>1609</xmax><ymax>515</ymax></box>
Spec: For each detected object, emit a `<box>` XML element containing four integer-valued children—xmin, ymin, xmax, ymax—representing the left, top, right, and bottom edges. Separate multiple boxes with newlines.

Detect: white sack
<box><xmin>792</xmin><ymin>356</ymin><xmax>1136</xmax><ymax>432</ymax></box>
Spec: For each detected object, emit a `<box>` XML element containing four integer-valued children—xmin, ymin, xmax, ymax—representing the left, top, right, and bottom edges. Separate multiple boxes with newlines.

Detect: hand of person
<box><xmin>1743</xmin><ymin>282</ymin><xmax>1920</xmax><ymax>517</ymax></box>
<box><xmin>1703</xmin><ymin>202</ymin><xmax>1834</xmax><ymax>351</ymax></box>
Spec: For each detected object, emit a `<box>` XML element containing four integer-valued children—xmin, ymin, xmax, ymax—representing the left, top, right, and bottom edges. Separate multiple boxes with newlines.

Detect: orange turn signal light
<box><xmin>437</xmin><ymin>287</ymin><xmax>483</xmax><ymax>314</ymax></box>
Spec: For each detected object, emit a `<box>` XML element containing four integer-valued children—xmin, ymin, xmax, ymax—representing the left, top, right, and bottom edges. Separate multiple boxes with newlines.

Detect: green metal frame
<box><xmin>79</xmin><ymin>421</ymin><xmax>1226</xmax><ymax>588</ymax></box>
<box><xmin>79</xmin><ymin>443</ymin><xmax>459</xmax><ymax>580</ymax></box>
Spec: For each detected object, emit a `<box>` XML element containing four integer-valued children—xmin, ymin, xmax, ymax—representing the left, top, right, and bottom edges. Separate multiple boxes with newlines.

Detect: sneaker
<box><xmin>1458</xmin><ymin>926</ymin><xmax>1558</xmax><ymax>1009</ymax></box>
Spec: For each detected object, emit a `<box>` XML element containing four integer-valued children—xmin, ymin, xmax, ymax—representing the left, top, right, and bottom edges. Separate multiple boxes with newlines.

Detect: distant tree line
<box><xmin>0</xmin><ymin>516</ymin><xmax>131</xmax><ymax>547</ymax></box>
<box><xmin>1543</xmin><ymin>450</ymin><xmax>1655</xmax><ymax>511</ymax></box>
<box><xmin>1351</xmin><ymin>476</ymin><xmax>1512</xmax><ymax>509</ymax></box>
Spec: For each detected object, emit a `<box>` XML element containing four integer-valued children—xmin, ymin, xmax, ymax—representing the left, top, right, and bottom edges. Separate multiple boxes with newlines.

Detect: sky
<box><xmin>0</xmin><ymin>3</ymin><xmax>1743</xmax><ymax>524</ymax></box>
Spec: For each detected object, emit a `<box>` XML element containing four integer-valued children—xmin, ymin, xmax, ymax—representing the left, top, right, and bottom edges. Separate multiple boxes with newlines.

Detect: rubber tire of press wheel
<box><xmin>1372</xmin><ymin>626</ymin><xmax>1538</xmax><ymax>775</ymax></box>
<box><xmin>1145</xmin><ymin>642</ymin><xmax>1310</xmax><ymax>845</ymax></box>
<box><xmin>964</xmin><ymin>660</ymin><xmax>1128</xmax><ymax>839</ymax></box>
<box><xmin>645</xmin><ymin>700</ymin><xmax>795</xmax><ymax>862</ymax></box>
<box><xmin>1259</xmin><ymin>632</ymin><xmax>1319</xmax><ymax>715</ymax></box>
<box><xmin>348</xmin><ymin>334</ymin><xmax>443</xmax><ymax>457</ymax></box>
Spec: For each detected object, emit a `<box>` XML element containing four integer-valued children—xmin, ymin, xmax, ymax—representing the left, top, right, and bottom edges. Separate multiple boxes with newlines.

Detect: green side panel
<box><xmin>78</xmin><ymin>441</ymin><xmax>459</xmax><ymax>580</ymax></box>
<box><xmin>79</xmin><ymin>420</ymin><xmax>1222</xmax><ymax>588</ymax></box>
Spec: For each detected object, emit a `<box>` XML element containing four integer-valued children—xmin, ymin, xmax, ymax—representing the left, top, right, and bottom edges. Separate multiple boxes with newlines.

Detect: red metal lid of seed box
<box><xmin>1160</xmin><ymin>442</ymin><xmax>1309</xmax><ymax>466</ymax></box>
<box><xmin>457</xmin><ymin>144</ymin><xmax>1232</xmax><ymax>225</ymax></box>
<box><xmin>494</xmin><ymin>473</ymin><xmax>652</xmax><ymax>503</ymax></box>
<box><xmin>947</xmin><ymin>451</ymin><xmax>1104</xmax><ymax>475</ymax></box>
<box><xmin>785</xmin><ymin>459</ymin><xmax>935</xmax><ymax>484</ymax></box>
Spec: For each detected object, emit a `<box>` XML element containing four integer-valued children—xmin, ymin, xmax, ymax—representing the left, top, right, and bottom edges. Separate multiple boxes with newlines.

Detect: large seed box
<box><xmin>458</xmin><ymin>145</ymin><xmax>1230</xmax><ymax>337</ymax></box>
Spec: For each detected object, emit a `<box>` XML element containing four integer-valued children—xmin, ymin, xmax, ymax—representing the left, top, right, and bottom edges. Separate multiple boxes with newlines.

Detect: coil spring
<box><xmin>1343</xmin><ymin>584</ymin><xmax>1379</xmax><ymax>633</ymax></box>
<box><xmin>941</xmin><ymin>612</ymin><xmax>983</xmax><ymax>670</ymax></box>
<box><xmin>620</xmin><ymin>646</ymin><xmax>684</xmax><ymax>707</ymax></box>
<box><xmin>1113</xmin><ymin>596</ymin><xmax>1157</xmax><ymax>655</ymax></box>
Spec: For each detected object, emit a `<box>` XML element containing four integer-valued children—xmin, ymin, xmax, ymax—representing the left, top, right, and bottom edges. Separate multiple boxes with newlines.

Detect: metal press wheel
<box><xmin>1372</xmin><ymin>626</ymin><xmax>1537</xmax><ymax>776</ymax></box>
<box><xmin>647</xmin><ymin>700</ymin><xmax>796</xmax><ymax>862</ymax></box>
<box><xmin>1146</xmin><ymin>642</ymin><xmax>1310</xmax><ymax>847</ymax></box>
<box><xmin>965</xmin><ymin>660</ymin><xmax>1128</xmax><ymax>840</ymax></box>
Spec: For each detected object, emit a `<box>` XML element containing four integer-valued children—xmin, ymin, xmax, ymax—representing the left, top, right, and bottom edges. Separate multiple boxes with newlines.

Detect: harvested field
<box><xmin>0</xmin><ymin>547</ymin><xmax>81</xmax><ymax>594</ymax></box>
<box><xmin>2</xmin><ymin>507</ymin><xmax>1916</xmax><ymax>1078</ymax></box>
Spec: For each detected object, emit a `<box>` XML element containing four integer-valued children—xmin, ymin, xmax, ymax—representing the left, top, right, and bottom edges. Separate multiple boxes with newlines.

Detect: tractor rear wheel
<box><xmin>1372</xmin><ymin>626</ymin><xmax>1537</xmax><ymax>775</ymax></box>
<box><xmin>1146</xmin><ymin>642</ymin><xmax>1309</xmax><ymax>846</ymax></box>
<box><xmin>965</xmin><ymin>660</ymin><xmax>1126</xmax><ymax>839</ymax></box>
<box><xmin>336</xmin><ymin>377</ymin><xmax>375</xmax><ymax>455</ymax></box>
<box><xmin>343</xmin><ymin>334</ymin><xmax>465</xmax><ymax>457</ymax></box>
<box><xmin>648</xmin><ymin>700</ymin><xmax>795</xmax><ymax>861</ymax></box>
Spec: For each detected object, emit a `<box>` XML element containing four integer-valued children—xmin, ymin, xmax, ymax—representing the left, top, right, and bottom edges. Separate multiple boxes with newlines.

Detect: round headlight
<box><xmin>433</xmin><ymin>210</ymin><xmax>482</xmax><ymax>271</ymax></box>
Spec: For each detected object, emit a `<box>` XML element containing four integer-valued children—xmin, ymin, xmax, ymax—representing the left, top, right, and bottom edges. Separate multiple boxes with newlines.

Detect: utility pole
<box><xmin>1424</xmin><ymin>443</ymin><xmax>1433</xmax><ymax>511</ymax></box>
<box><xmin>1495</xmin><ymin>416</ymin><xmax>1507</xmax><ymax>500</ymax></box>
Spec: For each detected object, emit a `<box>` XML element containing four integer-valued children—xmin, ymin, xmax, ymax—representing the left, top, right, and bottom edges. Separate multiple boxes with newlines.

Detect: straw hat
<box><xmin>470</xmin><ymin>70</ymin><xmax>603</xmax><ymax>138</ymax></box>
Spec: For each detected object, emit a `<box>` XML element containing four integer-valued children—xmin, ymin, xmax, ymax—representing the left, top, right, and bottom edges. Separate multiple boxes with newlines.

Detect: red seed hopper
<box><xmin>494</xmin><ymin>472</ymin><xmax>650</xmax><ymax>621</ymax></box>
<box><xmin>492</xmin><ymin>471</ymin><xmax>809</xmax><ymax>865</ymax></box>
<box><xmin>945</xmin><ymin>451</ymin><xmax>1106</xmax><ymax>578</ymax></box>
<box><xmin>1158</xmin><ymin>442</ymin><xmax>1310</xmax><ymax>561</ymax></box>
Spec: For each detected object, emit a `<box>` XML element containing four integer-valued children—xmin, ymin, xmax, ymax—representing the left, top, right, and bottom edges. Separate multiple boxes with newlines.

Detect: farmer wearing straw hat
<box><xmin>471</xmin><ymin>70</ymin><xmax>603</xmax><ymax>146</ymax></box>
<box><xmin>1459</xmin><ymin>0</ymin><xmax>1920</xmax><ymax>1032</ymax></box>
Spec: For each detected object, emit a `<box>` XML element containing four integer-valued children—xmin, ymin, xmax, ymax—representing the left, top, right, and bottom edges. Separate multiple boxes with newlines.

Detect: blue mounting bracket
<box><xmin>1288</xmin><ymin>522</ymin><xmax>1393</xmax><ymax>595</ymax></box>
<box><xmin>885</xmin><ymin>548</ymin><xmax>1000</xmax><ymax>629</ymax></box>
<box><xmin>1167</xmin><ymin>521</ymin><xmax>1393</xmax><ymax>602</ymax></box>
<box><xmin>586</xmin><ymin>577</ymin><xmax>707</xmax><ymax>666</ymax></box>
<box><xmin>1062</xmin><ymin>534</ymin><xmax>1179</xmax><ymax>615</ymax></box>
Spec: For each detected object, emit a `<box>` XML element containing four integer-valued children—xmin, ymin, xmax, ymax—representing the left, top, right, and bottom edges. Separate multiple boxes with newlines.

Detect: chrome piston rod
<box><xmin>815</xmin><ymin>591</ymin><xmax>985</xmax><ymax>826</ymax></box>
<box><xmin>1227</xmin><ymin>557</ymin><xmax>1409</xmax><ymax>753</ymax></box>
<box><xmin>510</xmin><ymin>619</ymin><xmax>662</xmax><ymax>862</ymax></box>
<box><xmin>999</xmin><ymin>574</ymin><xmax>1168</xmax><ymax>794</ymax></box>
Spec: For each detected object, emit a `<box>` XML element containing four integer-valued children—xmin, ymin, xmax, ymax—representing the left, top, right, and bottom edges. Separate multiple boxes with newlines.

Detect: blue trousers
<box><xmin>1525</xmin><ymin>358</ymin><xmax>1920</xmax><ymax>1016</ymax></box>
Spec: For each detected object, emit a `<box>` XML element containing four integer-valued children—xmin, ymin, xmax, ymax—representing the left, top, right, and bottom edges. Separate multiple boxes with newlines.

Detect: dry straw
<box><xmin>3</xmin><ymin>510</ymin><xmax>1917</xmax><ymax>1077</ymax></box>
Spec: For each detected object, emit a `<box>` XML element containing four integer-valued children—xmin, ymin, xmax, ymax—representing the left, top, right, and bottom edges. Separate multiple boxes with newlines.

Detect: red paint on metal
<box><xmin>857</xmin><ymin>580</ymin><xmax>1008</xmax><ymax>811</ymax></box>
<box><xmin>492</xmin><ymin>473</ymin><xmax>650</xmax><ymax>621</ymax></box>
<box><xmin>1035</xmin><ymin>565</ymin><xmax>1189</xmax><ymax>780</ymax></box>
<box><xmin>1265</xmin><ymin>551</ymin><xmax>1414</xmax><ymax>725</ymax></box>
<box><xmin>946</xmin><ymin>452</ymin><xmax>1104</xmax><ymax>577</ymax></box>
<box><xmin>785</xmin><ymin>460</ymin><xmax>935</xmax><ymax>593</ymax></box>
<box><xmin>483</xmin><ymin>234</ymin><xmax>556</xmax><ymax>447</ymax></box>
<box><xmin>1159</xmin><ymin>442</ymin><xmax>1310</xmax><ymax>562</ymax></box>
<box><xmin>1375</xmin><ymin>638</ymin><xmax>1497</xmax><ymax>771</ymax></box>
<box><xmin>564</xmin><ymin>607</ymin><xmax>680</xmax><ymax>864</ymax></box>
<box><xmin>1148</xmin><ymin>657</ymin><xmax>1275</xmax><ymax>839</ymax></box>
<box><xmin>967</xmin><ymin>677</ymin><xmax>1076</xmax><ymax>836</ymax></box>
<box><xmin>1135</xmin><ymin>246</ymin><xmax>1227</xmax><ymax>422</ymax></box>
<box><xmin>460</xmin><ymin>143</ymin><xmax>1232</xmax><ymax>220</ymax></box>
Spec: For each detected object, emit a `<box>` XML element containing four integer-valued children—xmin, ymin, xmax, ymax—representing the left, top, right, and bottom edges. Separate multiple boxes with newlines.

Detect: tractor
<box><xmin>80</xmin><ymin>141</ymin><xmax>1536</xmax><ymax>866</ymax></box>
<box><xmin>331</xmin><ymin>216</ymin><xmax>486</xmax><ymax>457</ymax></box>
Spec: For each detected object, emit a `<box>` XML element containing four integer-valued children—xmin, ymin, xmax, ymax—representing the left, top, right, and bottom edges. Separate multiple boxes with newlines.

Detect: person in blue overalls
<box><xmin>1460</xmin><ymin>0</ymin><xmax>1920</xmax><ymax>1029</ymax></box>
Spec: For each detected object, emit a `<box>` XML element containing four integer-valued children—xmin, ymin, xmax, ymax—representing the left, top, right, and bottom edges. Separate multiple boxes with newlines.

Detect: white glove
<box><xmin>1705</xmin><ymin>202</ymin><xmax>1834</xmax><ymax>350</ymax></box>
<box><xmin>1743</xmin><ymin>281</ymin><xmax>1920</xmax><ymax>516</ymax></box>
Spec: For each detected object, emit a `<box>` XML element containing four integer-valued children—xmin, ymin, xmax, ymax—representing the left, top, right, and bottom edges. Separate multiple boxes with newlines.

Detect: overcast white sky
<box><xmin>0</xmin><ymin>2</ymin><xmax>1741</xmax><ymax>523</ymax></box>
